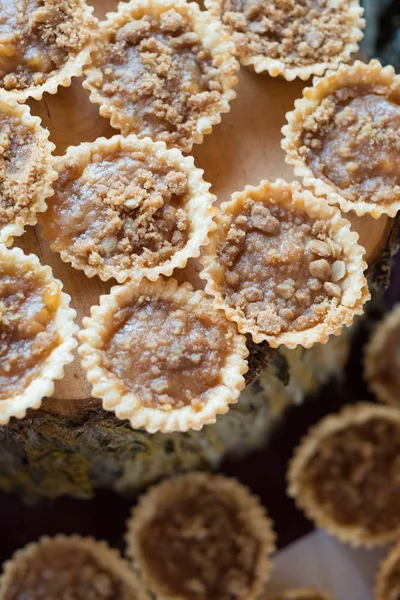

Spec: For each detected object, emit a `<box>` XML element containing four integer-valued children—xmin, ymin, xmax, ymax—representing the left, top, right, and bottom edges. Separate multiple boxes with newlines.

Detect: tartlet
<box><xmin>364</xmin><ymin>304</ymin><xmax>400</xmax><ymax>408</ymax></box>
<box><xmin>83</xmin><ymin>0</ymin><xmax>238</xmax><ymax>152</ymax></box>
<box><xmin>41</xmin><ymin>135</ymin><xmax>216</xmax><ymax>283</ymax></box>
<box><xmin>376</xmin><ymin>540</ymin><xmax>400</xmax><ymax>600</ymax></box>
<box><xmin>0</xmin><ymin>535</ymin><xmax>147</xmax><ymax>600</ymax></box>
<box><xmin>126</xmin><ymin>472</ymin><xmax>276</xmax><ymax>600</ymax></box>
<box><xmin>288</xmin><ymin>402</ymin><xmax>400</xmax><ymax>547</ymax></box>
<box><xmin>282</xmin><ymin>60</ymin><xmax>400</xmax><ymax>218</ymax></box>
<box><xmin>200</xmin><ymin>179</ymin><xmax>369</xmax><ymax>349</ymax></box>
<box><xmin>0</xmin><ymin>0</ymin><xmax>96</xmax><ymax>101</ymax></box>
<box><xmin>79</xmin><ymin>278</ymin><xmax>248</xmax><ymax>433</ymax></box>
<box><xmin>0</xmin><ymin>93</ymin><xmax>56</xmax><ymax>247</ymax></box>
<box><xmin>204</xmin><ymin>0</ymin><xmax>364</xmax><ymax>80</ymax></box>
<box><xmin>0</xmin><ymin>245</ymin><xmax>77</xmax><ymax>424</ymax></box>
<box><xmin>269</xmin><ymin>590</ymin><xmax>332</xmax><ymax>600</ymax></box>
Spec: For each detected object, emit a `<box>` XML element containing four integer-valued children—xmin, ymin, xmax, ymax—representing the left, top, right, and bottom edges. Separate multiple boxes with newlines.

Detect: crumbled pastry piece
<box><xmin>205</xmin><ymin>0</ymin><xmax>364</xmax><ymax>79</ymax></box>
<box><xmin>83</xmin><ymin>0</ymin><xmax>238</xmax><ymax>152</ymax></box>
<box><xmin>200</xmin><ymin>179</ymin><xmax>369</xmax><ymax>348</ymax></box>
<box><xmin>79</xmin><ymin>279</ymin><xmax>248</xmax><ymax>433</ymax></box>
<box><xmin>126</xmin><ymin>472</ymin><xmax>275</xmax><ymax>600</ymax></box>
<box><xmin>41</xmin><ymin>135</ymin><xmax>216</xmax><ymax>283</ymax></box>
<box><xmin>288</xmin><ymin>403</ymin><xmax>400</xmax><ymax>547</ymax></box>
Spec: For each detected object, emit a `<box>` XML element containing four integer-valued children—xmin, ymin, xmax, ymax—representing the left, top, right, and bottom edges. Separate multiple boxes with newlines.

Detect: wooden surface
<box><xmin>16</xmin><ymin>0</ymin><xmax>391</xmax><ymax>404</ymax></box>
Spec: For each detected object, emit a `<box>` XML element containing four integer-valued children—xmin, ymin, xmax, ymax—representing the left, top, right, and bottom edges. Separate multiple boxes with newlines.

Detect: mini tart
<box><xmin>79</xmin><ymin>279</ymin><xmax>248</xmax><ymax>433</ymax></box>
<box><xmin>288</xmin><ymin>402</ymin><xmax>400</xmax><ymax>547</ymax></box>
<box><xmin>282</xmin><ymin>60</ymin><xmax>400</xmax><ymax>218</ymax></box>
<box><xmin>0</xmin><ymin>94</ymin><xmax>56</xmax><ymax>247</ymax></box>
<box><xmin>0</xmin><ymin>535</ymin><xmax>147</xmax><ymax>600</ymax></box>
<box><xmin>364</xmin><ymin>304</ymin><xmax>400</xmax><ymax>408</ymax></box>
<box><xmin>83</xmin><ymin>0</ymin><xmax>238</xmax><ymax>153</ymax></box>
<box><xmin>269</xmin><ymin>590</ymin><xmax>332</xmax><ymax>600</ymax></box>
<box><xmin>0</xmin><ymin>245</ymin><xmax>77</xmax><ymax>424</ymax></box>
<box><xmin>199</xmin><ymin>179</ymin><xmax>369</xmax><ymax>349</ymax></box>
<box><xmin>41</xmin><ymin>135</ymin><xmax>216</xmax><ymax>283</ymax></box>
<box><xmin>126</xmin><ymin>472</ymin><xmax>276</xmax><ymax>600</ymax></box>
<box><xmin>376</xmin><ymin>540</ymin><xmax>400</xmax><ymax>600</ymax></box>
<box><xmin>0</xmin><ymin>0</ymin><xmax>96</xmax><ymax>101</ymax></box>
<box><xmin>204</xmin><ymin>0</ymin><xmax>364</xmax><ymax>80</ymax></box>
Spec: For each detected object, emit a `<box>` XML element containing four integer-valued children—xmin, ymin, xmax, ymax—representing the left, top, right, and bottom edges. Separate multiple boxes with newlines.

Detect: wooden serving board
<box><xmin>17</xmin><ymin>0</ymin><xmax>391</xmax><ymax>410</ymax></box>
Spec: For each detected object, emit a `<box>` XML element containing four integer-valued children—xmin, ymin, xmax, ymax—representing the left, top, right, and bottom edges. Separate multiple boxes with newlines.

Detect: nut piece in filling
<box><xmin>376</xmin><ymin>540</ymin><xmax>400</xmax><ymax>600</ymax></box>
<box><xmin>83</xmin><ymin>0</ymin><xmax>238</xmax><ymax>153</ymax></box>
<box><xmin>41</xmin><ymin>135</ymin><xmax>216</xmax><ymax>283</ymax></box>
<box><xmin>0</xmin><ymin>245</ymin><xmax>77</xmax><ymax>424</ymax></box>
<box><xmin>204</xmin><ymin>0</ymin><xmax>364</xmax><ymax>80</ymax></box>
<box><xmin>288</xmin><ymin>403</ymin><xmax>400</xmax><ymax>547</ymax></box>
<box><xmin>364</xmin><ymin>304</ymin><xmax>400</xmax><ymax>408</ymax></box>
<box><xmin>269</xmin><ymin>590</ymin><xmax>332</xmax><ymax>600</ymax></box>
<box><xmin>0</xmin><ymin>0</ymin><xmax>96</xmax><ymax>100</ymax></box>
<box><xmin>126</xmin><ymin>472</ymin><xmax>275</xmax><ymax>600</ymax></box>
<box><xmin>200</xmin><ymin>179</ymin><xmax>369</xmax><ymax>349</ymax></box>
<box><xmin>0</xmin><ymin>535</ymin><xmax>147</xmax><ymax>600</ymax></box>
<box><xmin>0</xmin><ymin>94</ymin><xmax>56</xmax><ymax>247</ymax></box>
<box><xmin>282</xmin><ymin>60</ymin><xmax>400</xmax><ymax>218</ymax></box>
<box><xmin>79</xmin><ymin>279</ymin><xmax>248</xmax><ymax>433</ymax></box>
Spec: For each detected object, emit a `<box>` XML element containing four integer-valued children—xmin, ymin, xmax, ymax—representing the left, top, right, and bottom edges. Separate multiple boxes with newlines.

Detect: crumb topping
<box><xmin>90</xmin><ymin>9</ymin><xmax>228</xmax><ymax>151</ymax></box>
<box><xmin>300</xmin><ymin>90</ymin><xmax>400</xmax><ymax>206</ymax></box>
<box><xmin>221</xmin><ymin>0</ymin><xmax>357</xmax><ymax>67</ymax></box>
<box><xmin>302</xmin><ymin>418</ymin><xmax>400</xmax><ymax>535</ymax></box>
<box><xmin>103</xmin><ymin>296</ymin><xmax>230</xmax><ymax>410</ymax></box>
<box><xmin>217</xmin><ymin>198</ymin><xmax>345</xmax><ymax>336</ymax></box>
<box><xmin>0</xmin><ymin>0</ymin><xmax>93</xmax><ymax>92</ymax></box>
<box><xmin>44</xmin><ymin>149</ymin><xmax>190</xmax><ymax>276</ymax></box>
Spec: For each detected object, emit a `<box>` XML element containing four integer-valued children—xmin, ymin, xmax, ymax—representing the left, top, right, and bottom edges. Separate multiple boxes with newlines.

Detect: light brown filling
<box><xmin>0</xmin><ymin>0</ymin><xmax>92</xmax><ymax>91</ymax></box>
<box><xmin>92</xmin><ymin>9</ymin><xmax>225</xmax><ymax>151</ymax></box>
<box><xmin>138</xmin><ymin>482</ymin><xmax>260</xmax><ymax>600</ymax></box>
<box><xmin>103</xmin><ymin>297</ymin><xmax>228</xmax><ymax>410</ymax></box>
<box><xmin>218</xmin><ymin>198</ymin><xmax>345</xmax><ymax>335</ymax></box>
<box><xmin>44</xmin><ymin>150</ymin><xmax>189</xmax><ymax>274</ymax></box>
<box><xmin>302</xmin><ymin>418</ymin><xmax>400</xmax><ymax>534</ymax></box>
<box><xmin>3</xmin><ymin>544</ymin><xmax>133</xmax><ymax>600</ymax></box>
<box><xmin>221</xmin><ymin>0</ymin><xmax>354</xmax><ymax>67</ymax></box>
<box><xmin>0</xmin><ymin>264</ymin><xmax>60</xmax><ymax>400</ymax></box>
<box><xmin>301</xmin><ymin>91</ymin><xmax>400</xmax><ymax>205</ymax></box>
<box><xmin>271</xmin><ymin>592</ymin><xmax>328</xmax><ymax>600</ymax></box>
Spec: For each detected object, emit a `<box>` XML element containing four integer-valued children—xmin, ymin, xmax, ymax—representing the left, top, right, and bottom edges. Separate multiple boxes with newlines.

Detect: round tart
<box><xmin>204</xmin><ymin>0</ymin><xmax>364</xmax><ymax>80</ymax></box>
<box><xmin>376</xmin><ymin>540</ymin><xmax>400</xmax><ymax>600</ymax></box>
<box><xmin>269</xmin><ymin>590</ymin><xmax>332</xmax><ymax>600</ymax></box>
<box><xmin>282</xmin><ymin>60</ymin><xmax>400</xmax><ymax>218</ymax></box>
<box><xmin>364</xmin><ymin>305</ymin><xmax>400</xmax><ymax>408</ymax></box>
<box><xmin>199</xmin><ymin>179</ymin><xmax>369</xmax><ymax>349</ymax></box>
<box><xmin>288</xmin><ymin>403</ymin><xmax>400</xmax><ymax>547</ymax></box>
<box><xmin>0</xmin><ymin>94</ymin><xmax>56</xmax><ymax>247</ymax></box>
<box><xmin>41</xmin><ymin>135</ymin><xmax>216</xmax><ymax>283</ymax></box>
<box><xmin>0</xmin><ymin>245</ymin><xmax>77</xmax><ymax>424</ymax></box>
<box><xmin>0</xmin><ymin>535</ymin><xmax>147</xmax><ymax>600</ymax></box>
<box><xmin>126</xmin><ymin>472</ymin><xmax>275</xmax><ymax>600</ymax></box>
<box><xmin>0</xmin><ymin>0</ymin><xmax>96</xmax><ymax>101</ymax></box>
<box><xmin>79</xmin><ymin>279</ymin><xmax>248</xmax><ymax>433</ymax></box>
<box><xmin>83</xmin><ymin>0</ymin><xmax>238</xmax><ymax>153</ymax></box>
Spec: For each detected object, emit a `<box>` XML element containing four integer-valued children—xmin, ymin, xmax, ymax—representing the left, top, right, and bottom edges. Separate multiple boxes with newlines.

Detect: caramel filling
<box><xmin>0</xmin><ymin>265</ymin><xmax>60</xmax><ymax>400</ymax></box>
<box><xmin>103</xmin><ymin>297</ymin><xmax>229</xmax><ymax>410</ymax></box>
<box><xmin>302</xmin><ymin>419</ymin><xmax>400</xmax><ymax>534</ymax></box>
<box><xmin>0</xmin><ymin>0</ymin><xmax>91</xmax><ymax>91</ymax></box>
<box><xmin>218</xmin><ymin>198</ymin><xmax>345</xmax><ymax>335</ymax></box>
<box><xmin>93</xmin><ymin>9</ymin><xmax>224</xmax><ymax>151</ymax></box>
<box><xmin>45</xmin><ymin>150</ymin><xmax>189</xmax><ymax>274</ymax></box>
<box><xmin>138</xmin><ymin>484</ymin><xmax>260</xmax><ymax>600</ymax></box>
<box><xmin>221</xmin><ymin>0</ymin><xmax>354</xmax><ymax>67</ymax></box>
<box><xmin>301</xmin><ymin>91</ymin><xmax>400</xmax><ymax>205</ymax></box>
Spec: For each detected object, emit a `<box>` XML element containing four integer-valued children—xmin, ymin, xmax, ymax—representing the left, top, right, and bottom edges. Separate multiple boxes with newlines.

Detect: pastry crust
<box><xmin>0</xmin><ymin>93</ymin><xmax>56</xmax><ymax>247</ymax></box>
<box><xmin>269</xmin><ymin>589</ymin><xmax>332</xmax><ymax>600</ymax></box>
<box><xmin>282</xmin><ymin>60</ymin><xmax>400</xmax><ymax>218</ymax></box>
<box><xmin>83</xmin><ymin>0</ymin><xmax>238</xmax><ymax>152</ymax></box>
<box><xmin>79</xmin><ymin>278</ymin><xmax>248</xmax><ymax>433</ymax></box>
<box><xmin>199</xmin><ymin>179</ymin><xmax>369</xmax><ymax>349</ymax></box>
<box><xmin>205</xmin><ymin>0</ymin><xmax>364</xmax><ymax>81</ymax></box>
<box><xmin>0</xmin><ymin>245</ymin><xmax>77</xmax><ymax>424</ymax></box>
<box><xmin>126</xmin><ymin>472</ymin><xmax>276</xmax><ymax>600</ymax></box>
<box><xmin>376</xmin><ymin>540</ymin><xmax>400</xmax><ymax>600</ymax></box>
<box><xmin>41</xmin><ymin>134</ymin><xmax>216</xmax><ymax>283</ymax></box>
<box><xmin>288</xmin><ymin>402</ymin><xmax>400</xmax><ymax>547</ymax></box>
